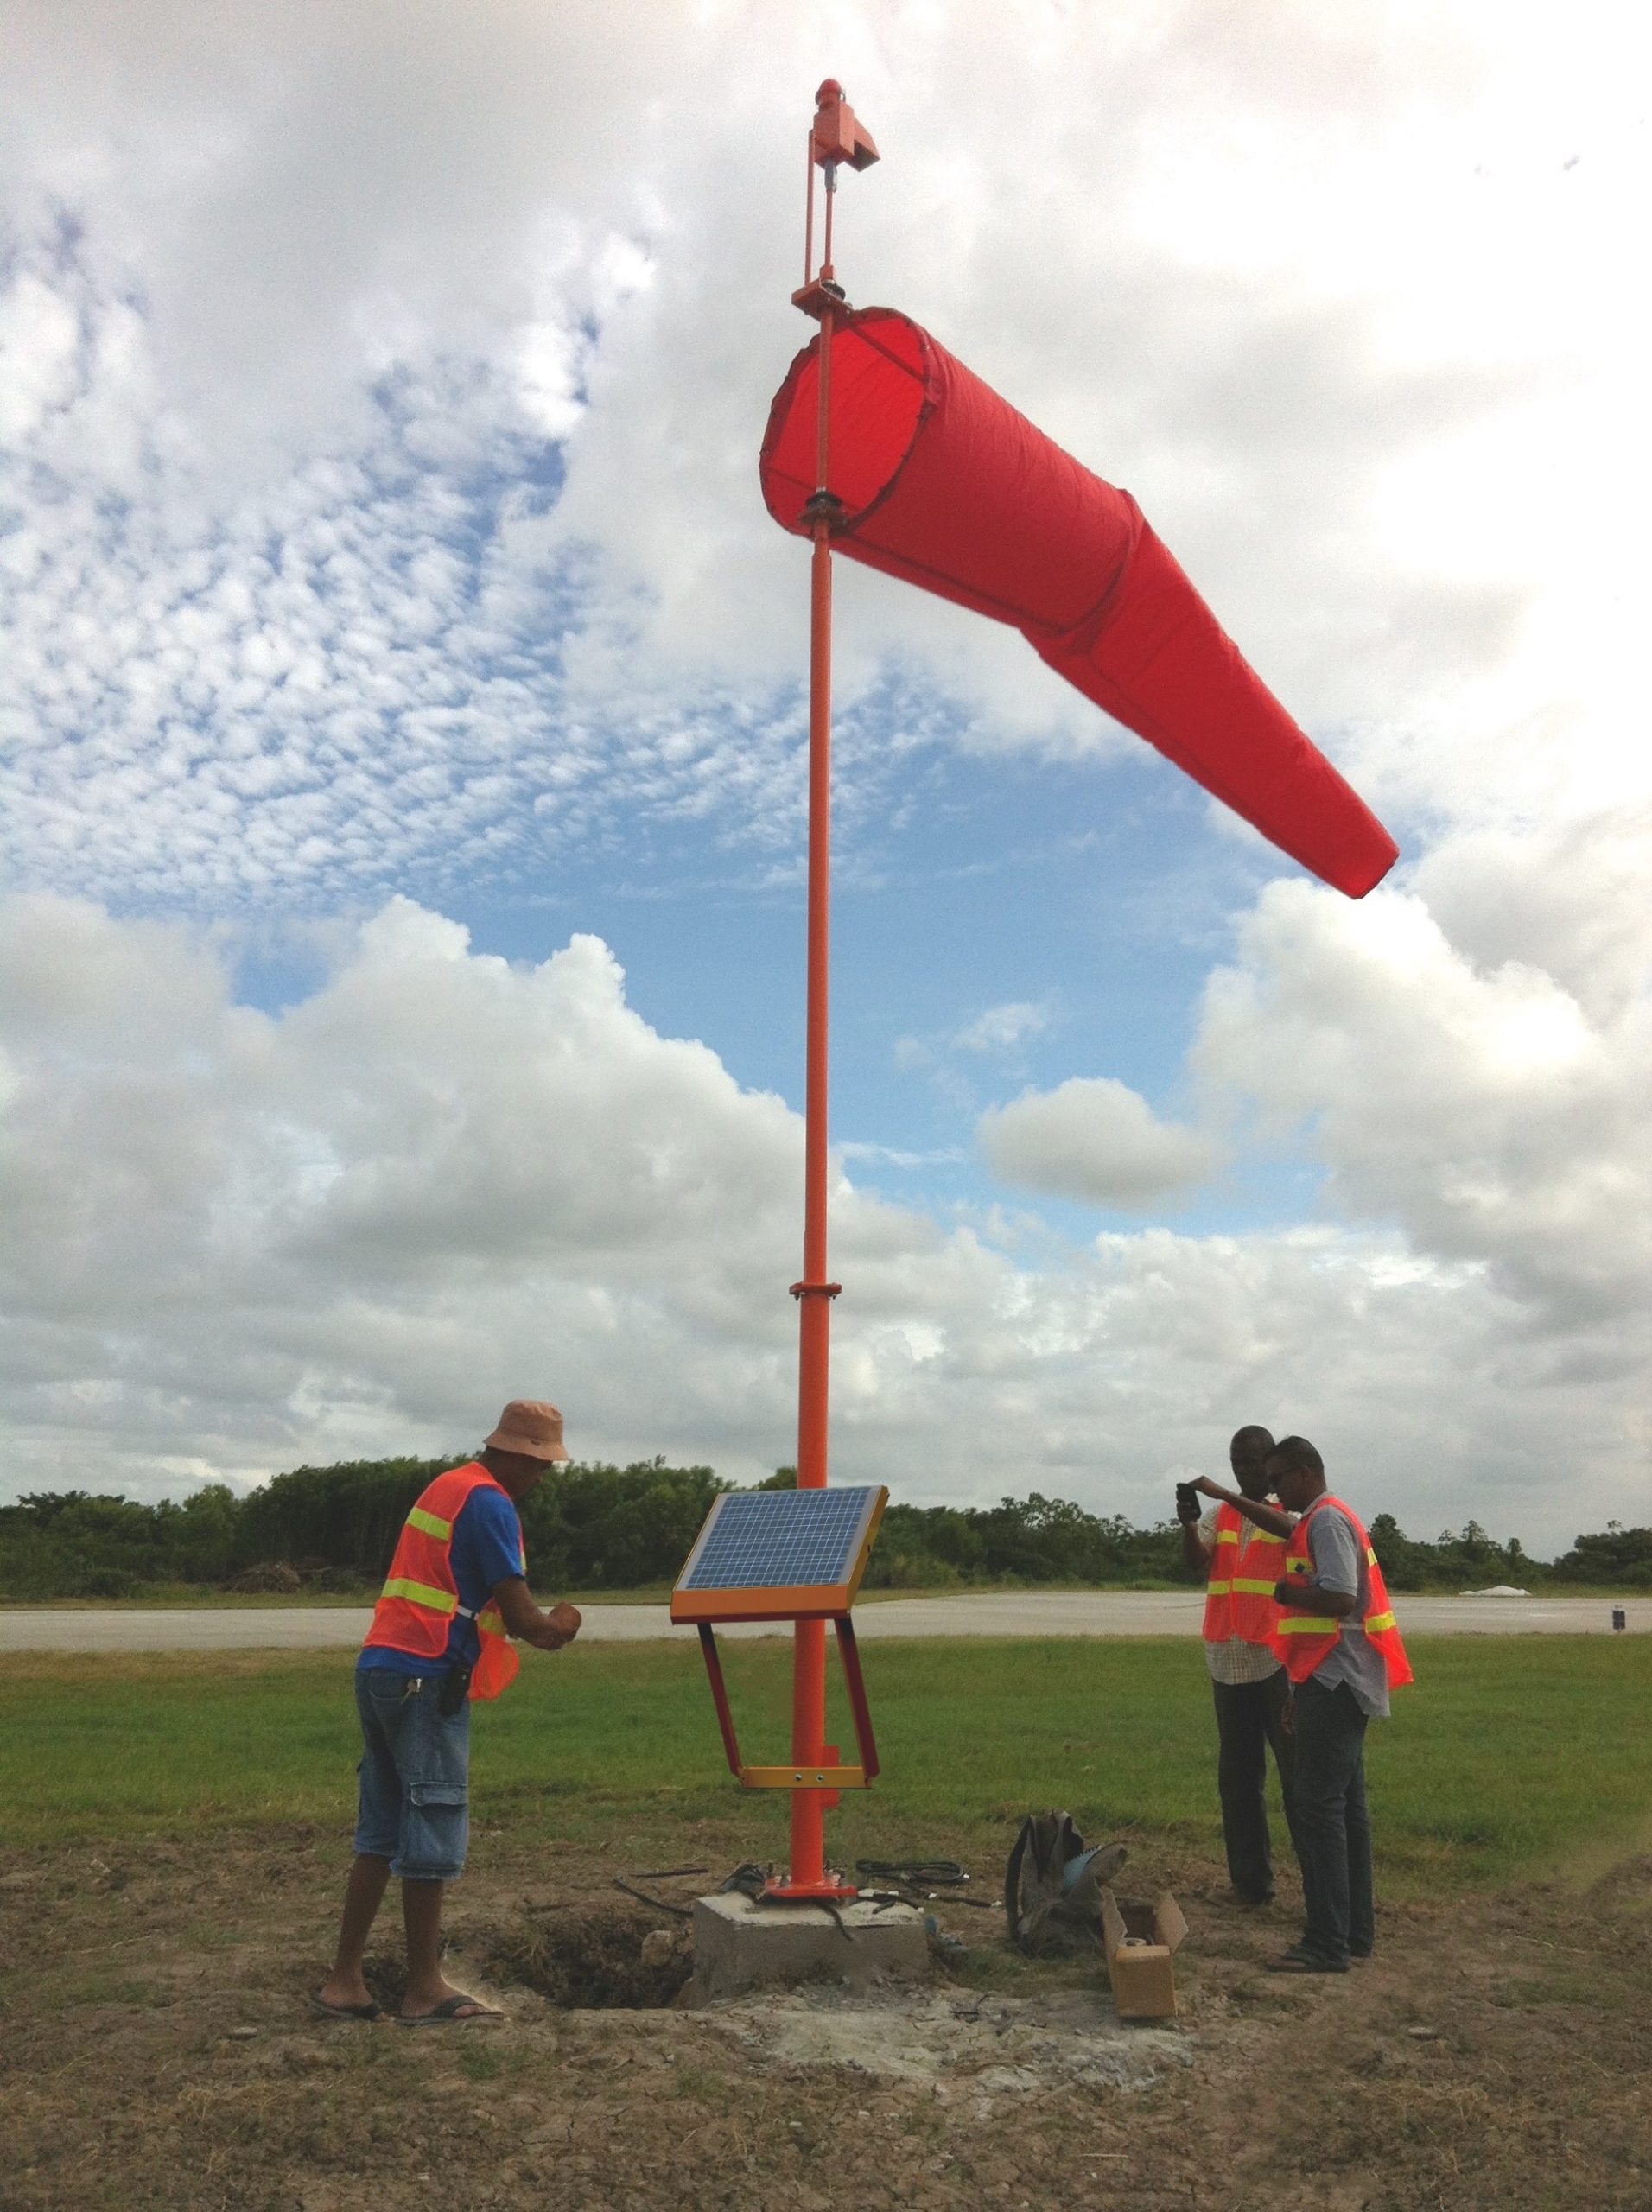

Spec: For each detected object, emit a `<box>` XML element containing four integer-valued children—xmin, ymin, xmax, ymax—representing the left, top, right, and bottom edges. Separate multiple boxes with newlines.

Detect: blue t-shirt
<box><xmin>359</xmin><ymin>1482</ymin><xmax>526</xmax><ymax>1678</ymax></box>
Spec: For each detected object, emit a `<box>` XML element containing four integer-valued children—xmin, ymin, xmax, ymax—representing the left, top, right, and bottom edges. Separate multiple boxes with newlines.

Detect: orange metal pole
<box><xmin>772</xmin><ymin>80</ymin><xmax>877</xmax><ymax>1903</ymax></box>
<box><xmin>797</xmin><ymin>524</ymin><xmax>834</xmax><ymax>1424</ymax></box>
<box><xmin>785</xmin><ymin>283</ymin><xmax>837</xmax><ymax>1896</ymax></box>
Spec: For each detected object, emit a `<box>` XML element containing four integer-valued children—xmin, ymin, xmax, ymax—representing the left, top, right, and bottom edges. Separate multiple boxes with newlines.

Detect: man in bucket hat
<box><xmin>314</xmin><ymin>1401</ymin><xmax>582</xmax><ymax>2025</ymax></box>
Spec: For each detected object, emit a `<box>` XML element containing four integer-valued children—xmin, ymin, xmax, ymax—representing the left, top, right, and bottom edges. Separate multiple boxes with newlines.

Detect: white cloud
<box><xmin>0</xmin><ymin>238</ymin><xmax>816</xmax><ymax>899</ymax></box>
<box><xmin>953</xmin><ymin>1001</ymin><xmax>1054</xmax><ymax>1056</ymax></box>
<box><xmin>1407</xmin><ymin>813</ymin><xmax>1652</xmax><ymax>1024</ymax></box>
<box><xmin>1193</xmin><ymin>842</ymin><xmax>1652</xmax><ymax>1325</ymax></box>
<box><xmin>838</xmin><ymin>1142</ymin><xmax>965</xmax><ymax>1170</ymax></box>
<box><xmin>5</xmin><ymin>893</ymin><xmax>1638</xmax><ymax>1548</ymax></box>
<box><xmin>978</xmin><ymin>1077</ymin><xmax>1218</xmax><ymax>1207</ymax></box>
<box><xmin>2</xmin><ymin>2</ymin><xmax>1645</xmax><ymax>910</ymax></box>
<box><xmin>891</xmin><ymin>1001</ymin><xmax>1057</xmax><ymax>1094</ymax></box>
<box><xmin>0</xmin><ymin>270</ymin><xmax>81</xmax><ymax>442</ymax></box>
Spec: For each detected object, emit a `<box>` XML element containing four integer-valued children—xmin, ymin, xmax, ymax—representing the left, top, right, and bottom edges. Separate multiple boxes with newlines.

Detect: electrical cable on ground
<box><xmin>853</xmin><ymin>1857</ymin><xmax>1001</xmax><ymax>1909</ymax></box>
<box><xmin>852</xmin><ymin>1858</ymin><xmax>969</xmax><ymax>1885</ymax></box>
<box><xmin>613</xmin><ymin>1877</ymin><xmax>694</xmax><ymax>1918</ymax></box>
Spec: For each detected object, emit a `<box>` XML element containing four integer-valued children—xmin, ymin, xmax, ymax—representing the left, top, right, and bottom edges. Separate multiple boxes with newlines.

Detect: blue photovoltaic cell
<box><xmin>679</xmin><ymin>1487</ymin><xmax>880</xmax><ymax>1592</ymax></box>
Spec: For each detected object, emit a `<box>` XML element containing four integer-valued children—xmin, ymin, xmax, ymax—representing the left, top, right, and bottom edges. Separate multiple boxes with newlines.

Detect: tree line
<box><xmin>1</xmin><ymin>1455</ymin><xmax>1646</xmax><ymax>1601</ymax></box>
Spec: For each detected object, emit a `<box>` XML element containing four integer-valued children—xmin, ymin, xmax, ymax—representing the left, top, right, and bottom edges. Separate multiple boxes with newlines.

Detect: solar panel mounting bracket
<box><xmin>695</xmin><ymin>1616</ymin><xmax>880</xmax><ymax>1790</ymax></box>
<box><xmin>670</xmin><ymin>1484</ymin><xmax>887</xmax><ymax>1793</ymax></box>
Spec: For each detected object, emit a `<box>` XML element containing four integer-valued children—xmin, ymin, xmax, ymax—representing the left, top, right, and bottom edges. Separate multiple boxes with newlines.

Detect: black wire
<box><xmin>852</xmin><ymin>1858</ymin><xmax>970</xmax><ymax>1886</ymax></box>
<box><xmin>612</xmin><ymin>1877</ymin><xmax>693</xmax><ymax>1918</ymax></box>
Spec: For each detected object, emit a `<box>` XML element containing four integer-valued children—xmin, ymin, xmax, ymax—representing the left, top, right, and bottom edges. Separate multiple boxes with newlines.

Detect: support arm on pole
<box><xmin>793</xmin><ymin>79</ymin><xmax>875</xmax><ymax>321</ymax></box>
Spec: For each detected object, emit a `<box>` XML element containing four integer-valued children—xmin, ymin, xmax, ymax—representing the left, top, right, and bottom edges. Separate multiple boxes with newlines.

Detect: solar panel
<box><xmin>670</xmin><ymin>1485</ymin><xmax>887</xmax><ymax>1623</ymax></box>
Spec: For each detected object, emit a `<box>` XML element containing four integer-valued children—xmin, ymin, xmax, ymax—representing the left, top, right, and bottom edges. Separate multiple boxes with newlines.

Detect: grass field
<box><xmin>6</xmin><ymin>1633</ymin><xmax>1651</xmax><ymax>2212</ymax></box>
<box><xmin>5</xmin><ymin>1633</ymin><xmax>1648</xmax><ymax>1890</ymax></box>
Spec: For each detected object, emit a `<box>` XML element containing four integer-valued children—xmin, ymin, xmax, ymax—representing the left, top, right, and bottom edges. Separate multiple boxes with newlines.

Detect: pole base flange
<box><xmin>762</xmin><ymin>1877</ymin><xmax>860</xmax><ymax>1904</ymax></box>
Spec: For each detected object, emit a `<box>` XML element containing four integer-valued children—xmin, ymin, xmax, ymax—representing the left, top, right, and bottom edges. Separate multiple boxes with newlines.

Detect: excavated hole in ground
<box><xmin>470</xmin><ymin>1900</ymin><xmax>696</xmax><ymax>2008</ymax></box>
<box><xmin>362</xmin><ymin>1901</ymin><xmax>694</xmax><ymax>2012</ymax></box>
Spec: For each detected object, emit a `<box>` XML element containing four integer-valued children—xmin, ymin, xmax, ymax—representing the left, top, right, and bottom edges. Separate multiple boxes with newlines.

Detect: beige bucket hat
<box><xmin>485</xmin><ymin>1399</ymin><xmax>569</xmax><ymax>1463</ymax></box>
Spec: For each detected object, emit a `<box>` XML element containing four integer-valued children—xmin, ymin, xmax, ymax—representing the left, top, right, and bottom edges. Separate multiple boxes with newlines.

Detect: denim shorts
<box><xmin>353</xmin><ymin>1669</ymin><xmax>471</xmax><ymax>1882</ymax></box>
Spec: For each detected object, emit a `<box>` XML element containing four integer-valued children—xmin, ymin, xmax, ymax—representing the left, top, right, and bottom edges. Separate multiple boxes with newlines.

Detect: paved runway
<box><xmin>0</xmin><ymin>1590</ymin><xmax>1633</xmax><ymax>1652</ymax></box>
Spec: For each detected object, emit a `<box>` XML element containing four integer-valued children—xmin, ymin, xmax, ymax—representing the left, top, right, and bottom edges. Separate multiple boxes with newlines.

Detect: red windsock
<box><xmin>759</xmin><ymin>308</ymin><xmax>1397</xmax><ymax>898</ymax></box>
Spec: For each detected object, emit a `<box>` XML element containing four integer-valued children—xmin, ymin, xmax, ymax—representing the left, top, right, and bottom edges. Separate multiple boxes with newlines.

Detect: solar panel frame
<box><xmin>679</xmin><ymin>1487</ymin><xmax>878</xmax><ymax>1590</ymax></box>
<box><xmin>670</xmin><ymin>1484</ymin><xmax>887</xmax><ymax>1623</ymax></box>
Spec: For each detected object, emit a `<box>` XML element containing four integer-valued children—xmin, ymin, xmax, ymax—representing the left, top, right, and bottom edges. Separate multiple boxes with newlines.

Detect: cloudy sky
<box><xmin>3</xmin><ymin>1</ymin><xmax>1647</xmax><ymax>1552</ymax></box>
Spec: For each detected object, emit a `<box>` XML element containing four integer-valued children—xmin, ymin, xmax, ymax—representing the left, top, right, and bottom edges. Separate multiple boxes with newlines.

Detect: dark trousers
<box><xmin>1292</xmin><ymin>1676</ymin><xmax>1374</xmax><ymax>1966</ymax></box>
<box><xmin>1211</xmin><ymin>1669</ymin><xmax>1299</xmax><ymax>1904</ymax></box>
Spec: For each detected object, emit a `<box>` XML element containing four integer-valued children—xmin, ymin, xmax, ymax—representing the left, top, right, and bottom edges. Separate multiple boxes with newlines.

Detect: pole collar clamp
<box><xmin>791</xmin><ymin>276</ymin><xmax>849</xmax><ymax>321</ymax></box>
<box><xmin>800</xmin><ymin>489</ymin><xmax>848</xmax><ymax>532</ymax></box>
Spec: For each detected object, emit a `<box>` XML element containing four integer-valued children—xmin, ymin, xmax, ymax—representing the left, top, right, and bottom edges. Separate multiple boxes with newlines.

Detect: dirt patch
<box><xmin>3</xmin><ymin>1832</ymin><xmax>1651</xmax><ymax>2211</ymax></box>
<box><xmin>708</xmin><ymin>1982</ymin><xmax>1189</xmax><ymax>2104</ymax></box>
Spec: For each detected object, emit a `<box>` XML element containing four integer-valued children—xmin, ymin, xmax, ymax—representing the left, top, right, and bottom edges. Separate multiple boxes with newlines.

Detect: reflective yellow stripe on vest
<box><xmin>1231</xmin><ymin>1578</ymin><xmax>1279</xmax><ymax>1596</ymax></box>
<box><xmin>405</xmin><ymin>1506</ymin><xmax>454</xmax><ymax>1542</ymax></box>
<box><xmin>1215</xmin><ymin>1529</ymin><xmax>1239</xmax><ymax>1546</ymax></box>
<box><xmin>1364</xmin><ymin>1611</ymin><xmax>1397</xmax><ymax>1633</ymax></box>
<box><xmin>380</xmin><ymin>1576</ymin><xmax>458</xmax><ymax>1616</ymax></box>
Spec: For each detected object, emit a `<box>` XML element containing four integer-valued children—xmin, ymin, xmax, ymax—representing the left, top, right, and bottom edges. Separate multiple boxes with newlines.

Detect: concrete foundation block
<box><xmin>690</xmin><ymin>1891</ymin><xmax>930</xmax><ymax>2002</ymax></box>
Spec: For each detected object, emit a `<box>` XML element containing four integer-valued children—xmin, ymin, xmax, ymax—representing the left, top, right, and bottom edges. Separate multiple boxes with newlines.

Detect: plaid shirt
<box><xmin>1198</xmin><ymin>1510</ymin><xmax>1284</xmax><ymax>1683</ymax></box>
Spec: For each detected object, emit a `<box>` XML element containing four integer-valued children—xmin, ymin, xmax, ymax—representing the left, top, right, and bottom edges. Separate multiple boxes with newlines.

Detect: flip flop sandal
<box><xmin>397</xmin><ymin>1993</ymin><xmax>504</xmax><ymax>2026</ymax></box>
<box><xmin>309</xmin><ymin>1993</ymin><xmax>380</xmax><ymax>2021</ymax></box>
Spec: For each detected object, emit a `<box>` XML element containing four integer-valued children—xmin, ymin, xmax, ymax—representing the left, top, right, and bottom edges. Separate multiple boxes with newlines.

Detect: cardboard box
<box><xmin>1101</xmin><ymin>1889</ymin><xmax>1187</xmax><ymax>2020</ymax></box>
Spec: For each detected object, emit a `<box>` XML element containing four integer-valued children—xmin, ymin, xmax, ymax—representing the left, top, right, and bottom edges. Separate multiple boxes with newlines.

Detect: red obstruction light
<box><xmin>811</xmin><ymin>78</ymin><xmax>879</xmax><ymax>170</ymax></box>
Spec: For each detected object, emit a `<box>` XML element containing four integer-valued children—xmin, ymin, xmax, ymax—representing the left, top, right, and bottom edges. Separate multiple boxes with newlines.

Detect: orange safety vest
<box><xmin>1201</xmin><ymin>1501</ymin><xmax>1288</xmax><ymax>1645</ymax></box>
<box><xmin>1268</xmin><ymin>1495</ymin><xmax>1412</xmax><ymax>1688</ymax></box>
<box><xmin>364</xmin><ymin>1463</ymin><xmax>524</xmax><ymax>1702</ymax></box>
